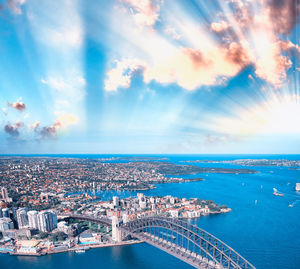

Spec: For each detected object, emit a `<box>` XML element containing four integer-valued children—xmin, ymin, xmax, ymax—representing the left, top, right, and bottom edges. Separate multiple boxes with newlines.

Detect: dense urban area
<box><xmin>0</xmin><ymin>157</ymin><xmax>234</xmax><ymax>256</ymax></box>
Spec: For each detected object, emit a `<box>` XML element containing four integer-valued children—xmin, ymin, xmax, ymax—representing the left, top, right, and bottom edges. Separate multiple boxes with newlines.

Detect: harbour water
<box><xmin>1</xmin><ymin>154</ymin><xmax>300</xmax><ymax>269</ymax></box>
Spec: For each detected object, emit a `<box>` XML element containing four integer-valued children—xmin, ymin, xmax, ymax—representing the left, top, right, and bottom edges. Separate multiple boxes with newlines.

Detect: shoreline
<box><xmin>1</xmin><ymin>240</ymin><xmax>143</xmax><ymax>257</ymax></box>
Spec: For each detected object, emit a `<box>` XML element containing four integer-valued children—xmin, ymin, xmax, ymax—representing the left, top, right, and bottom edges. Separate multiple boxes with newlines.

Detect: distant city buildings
<box><xmin>0</xmin><ymin>207</ymin><xmax>57</xmax><ymax>234</ymax></box>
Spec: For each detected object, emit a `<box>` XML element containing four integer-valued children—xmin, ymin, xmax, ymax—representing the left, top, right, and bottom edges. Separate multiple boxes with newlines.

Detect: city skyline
<box><xmin>0</xmin><ymin>0</ymin><xmax>300</xmax><ymax>154</ymax></box>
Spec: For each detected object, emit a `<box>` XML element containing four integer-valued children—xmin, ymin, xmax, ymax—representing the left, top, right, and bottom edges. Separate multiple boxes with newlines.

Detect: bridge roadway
<box><xmin>61</xmin><ymin>214</ymin><xmax>256</xmax><ymax>269</ymax></box>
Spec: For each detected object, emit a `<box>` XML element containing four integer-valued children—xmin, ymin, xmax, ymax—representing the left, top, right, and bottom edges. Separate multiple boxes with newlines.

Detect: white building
<box><xmin>137</xmin><ymin>193</ymin><xmax>144</xmax><ymax>202</ymax></box>
<box><xmin>2</xmin><ymin>208</ymin><xmax>9</xmax><ymax>218</ymax></box>
<box><xmin>139</xmin><ymin>201</ymin><xmax>147</xmax><ymax>209</ymax></box>
<box><xmin>37</xmin><ymin>211</ymin><xmax>57</xmax><ymax>232</ymax></box>
<box><xmin>122</xmin><ymin>213</ymin><xmax>129</xmax><ymax>224</ymax></box>
<box><xmin>169</xmin><ymin>210</ymin><xmax>179</xmax><ymax>218</ymax></box>
<box><xmin>57</xmin><ymin>221</ymin><xmax>69</xmax><ymax>233</ymax></box>
<box><xmin>27</xmin><ymin>210</ymin><xmax>39</xmax><ymax>229</ymax></box>
<box><xmin>17</xmin><ymin>208</ymin><xmax>29</xmax><ymax>229</ymax></box>
<box><xmin>0</xmin><ymin>217</ymin><xmax>14</xmax><ymax>231</ymax></box>
<box><xmin>113</xmin><ymin>196</ymin><xmax>120</xmax><ymax>207</ymax></box>
<box><xmin>1</xmin><ymin>187</ymin><xmax>11</xmax><ymax>202</ymax></box>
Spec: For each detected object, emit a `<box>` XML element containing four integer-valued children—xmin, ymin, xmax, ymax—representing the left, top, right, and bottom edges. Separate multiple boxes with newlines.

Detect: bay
<box><xmin>1</xmin><ymin>154</ymin><xmax>299</xmax><ymax>269</ymax></box>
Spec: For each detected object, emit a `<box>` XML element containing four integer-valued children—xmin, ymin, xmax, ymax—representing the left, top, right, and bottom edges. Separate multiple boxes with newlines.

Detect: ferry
<box><xmin>288</xmin><ymin>204</ymin><xmax>293</xmax><ymax>208</ymax></box>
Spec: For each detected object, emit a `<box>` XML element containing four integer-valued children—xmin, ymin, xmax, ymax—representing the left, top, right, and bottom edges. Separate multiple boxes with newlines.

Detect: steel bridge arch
<box><xmin>59</xmin><ymin>214</ymin><xmax>256</xmax><ymax>269</ymax></box>
<box><xmin>121</xmin><ymin>217</ymin><xmax>256</xmax><ymax>269</ymax></box>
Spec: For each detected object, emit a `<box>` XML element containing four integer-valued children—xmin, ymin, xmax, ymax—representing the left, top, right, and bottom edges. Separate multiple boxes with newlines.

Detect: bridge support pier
<box><xmin>112</xmin><ymin>216</ymin><xmax>123</xmax><ymax>242</ymax></box>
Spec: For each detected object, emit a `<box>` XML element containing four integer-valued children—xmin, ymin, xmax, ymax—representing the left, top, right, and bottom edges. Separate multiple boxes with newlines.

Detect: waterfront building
<box><xmin>16</xmin><ymin>240</ymin><xmax>40</xmax><ymax>254</ymax></box>
<box><xmin>137</xmin><ymin>193</ymin><xmax>145</xmax><ymax>202</ymax></box>
<box><xmin>16</xmin><ymin>208</ymin><xmax>29</xmax><ymax>228</ymax></box>
<box><xmin>37</xmin><ymin>211</ymin><xmax>57</xmax><ymax>232</ymax></box>
<box><xmin>0</xmin><ymin>217</ymin><xmax>14</xmax><ymax>231</ymax></box>
<box><xmin>27</xmin><ymin>210</ymin><xmax>39</xmax><ymax>229</ymax></box>
<box><xmin>169</xmin><ymin>210</ymin><xmax>179</xmax><ymax>218</ymax></box>
<box><xmin>2</xmin><ymin>208</ymin><xmax>9</xmax><ymax>218</ymax></box>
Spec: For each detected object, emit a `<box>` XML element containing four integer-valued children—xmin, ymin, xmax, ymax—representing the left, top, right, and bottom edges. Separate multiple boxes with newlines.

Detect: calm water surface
<box><xmin>1</xmin><ymin>154</ymin><xmax>299</xmax><ymax>269</ymax></box>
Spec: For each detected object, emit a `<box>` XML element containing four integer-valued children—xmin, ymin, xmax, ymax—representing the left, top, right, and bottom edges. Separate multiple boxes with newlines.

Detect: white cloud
<box><xmin>104</xmin><ymin>59</ymin><xmax>144</xmax><ymax>92</ymax></box>
<box><xmin>164</xmin><ymin>26</ymin><xmax>181</xmax><ymax>40</ymax></box>
<box><xmin>119</xmin><ymin>0</ymin><xmax>161</xmax><ymax>28</ymax></box>
<box><xmin>40</xmin><ymin>75</ymin><xmax>86</xmax><ymax>121</ymax></box>
<box><xmin>27</xmin><ymin>0</ymin><xmax>83</xmax><ymax>49</ymax></box>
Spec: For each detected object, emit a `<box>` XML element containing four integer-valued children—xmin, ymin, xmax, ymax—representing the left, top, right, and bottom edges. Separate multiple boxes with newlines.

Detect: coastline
<box><xmin>2</xmin><ymin>240</ymin><xmax>142</xmax><ymax>257</ymax></box>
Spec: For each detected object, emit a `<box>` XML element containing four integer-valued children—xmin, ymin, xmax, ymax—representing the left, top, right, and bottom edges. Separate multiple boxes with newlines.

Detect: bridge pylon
<box><xmin>112</xmin><ymin>216</ymin><xmax>123</xmax><ymax>242</ymax></box>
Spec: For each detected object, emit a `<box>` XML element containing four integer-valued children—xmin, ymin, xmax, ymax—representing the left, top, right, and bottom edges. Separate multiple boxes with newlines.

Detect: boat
<box><xmin>296</xmin><ymin>183</ymin><xmax>300</xmax><ymax>191</ymax></box>
<box><xmin>75</xmin><ymin>249</ymin><xmax>86</xmax><ymax>253</ymax></box>
<box><xmin>288</xmin><ymin>204</ymin><xmax>293</xmax><ymax>208</ymax></box>
<box><xmin>273</xmin><ymin>188</ymin><xmax>284</xmax><ymax>197</ymax></box>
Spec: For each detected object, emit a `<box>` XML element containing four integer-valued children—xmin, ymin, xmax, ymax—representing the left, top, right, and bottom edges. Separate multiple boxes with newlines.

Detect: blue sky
<box><xmin>0</xmin><ymin>0</ymin><xmax>299</xmax><ymax>154</ymax></box>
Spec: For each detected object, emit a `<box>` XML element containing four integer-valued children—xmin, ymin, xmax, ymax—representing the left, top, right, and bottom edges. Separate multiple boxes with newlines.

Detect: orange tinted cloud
<box><xmin>267</xmin><ymin>0</ymin><xmax>300</xmax><ymax>34</ymax></box>
<box><xmin>211</xmin><ymin>21</ymin><xmax>229</xmax><ymax>33</ymax></box>
<box><xmin>7</xmin><ymin>99</ymin><xmax>26</xmax><ymax>111</ymax></box>
<box><xmin>144</xmin><ymin>44</ymin><xmax>249</xmax><ymax>90</ymax></box>
<box><xmin>4</xmin><ymin>122</ymin><xmax>24</xmax><ymax>137</ymax></box>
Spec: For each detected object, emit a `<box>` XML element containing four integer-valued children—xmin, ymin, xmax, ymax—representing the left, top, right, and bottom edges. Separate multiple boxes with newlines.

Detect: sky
<box><xmin>0</xmin><ymin>0</ymin><xmax>300</xmax><ymax>154</ymax></box>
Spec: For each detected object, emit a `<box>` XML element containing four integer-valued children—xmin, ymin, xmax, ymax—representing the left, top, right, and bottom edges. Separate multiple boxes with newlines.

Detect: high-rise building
<box><xmin>1</xmin><ymin>187</ymin><xmax>10</xmax><ymax>202</ymax></box>
<box><xmin>2</xmin><ymin>208</ymin><xmax>10</xmax><ymax>218</ymax></box>
<box><xmin>27</xmin><ymin>210</ymin><xmax>39</xmax><ymax>229</ymax></box>
<box><xmin>37</xmin><ymin>211</ymin><xmax>57</xmax><ymax>232</ymax></box>
<box><xmin>16</xmin><ymin>208</ymin><xmax>29</xmax><ymax>228</ymax></box>
<box><xmin>113</xmin><ymin>196</ymin><xmax>120</xmax><ymax>207</ymax></box>
<box><xmin>0</xmin><ymin>218</ymin><xmax>14</xmax><ymax>232</ymax></box>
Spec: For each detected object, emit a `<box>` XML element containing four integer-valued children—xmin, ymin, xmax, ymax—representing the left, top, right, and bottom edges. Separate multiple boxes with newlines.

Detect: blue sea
<box><xmin>1</xmin><ymin>154</ymin><xmax>299</xmax><ymax>269</ymax></box>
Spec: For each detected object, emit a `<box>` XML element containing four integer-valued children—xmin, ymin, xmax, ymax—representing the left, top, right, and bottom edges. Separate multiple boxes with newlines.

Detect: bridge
<box><xmin>61</xmin><ymin>214</ymin><xmax>256</xmax><ymax>269</ymax></box>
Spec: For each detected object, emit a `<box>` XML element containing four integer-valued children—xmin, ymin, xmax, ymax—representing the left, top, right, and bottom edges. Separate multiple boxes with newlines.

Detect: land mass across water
<box><xmin>181</xmin><ymin>159</ymin><xmax>300</xmax><ymax>168</ymax></box>
<box><xmin>0</xmin><ymin>157</ymin><xmax>257</xmax><ymax>210</ymax></box>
